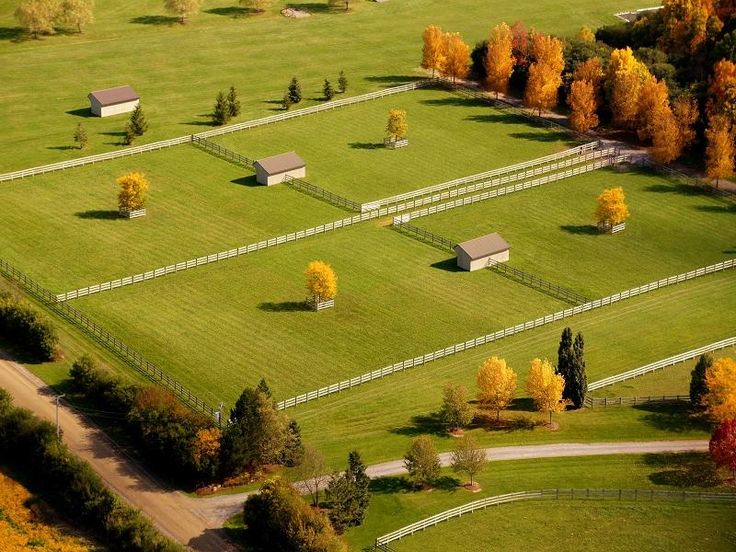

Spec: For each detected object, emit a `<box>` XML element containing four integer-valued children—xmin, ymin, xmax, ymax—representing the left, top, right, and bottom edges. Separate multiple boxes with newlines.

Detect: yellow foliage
<box><xmin>568</xmin><ymin>80</ymin><xmax>599</xmax><ymax>132</ymax></box>
<box><xmin>636</xmin><ymin>78</ymin><xmax>671</xmax><ymax>142</ymax></box>
<box><xmin>673</xmin><ymin>96</ymin><xmax>699</xmax><ymax>150</ymax></box>
<box><xmin>485</xmin><ymin>22</ymin><xmax>514</xmax><ymax>97</ymax></box>
<box><xmin>0</xmin><ymin>472</ymin><xmax>91</xmax><ymax>551</ymax></box>
<box><xmin>704</xmin><ymin>357</ymin><xmax>736</xmax><ymax>422</ymax></box>
<box><xmin>193</xmin><ymin>427</ymin><xmax>221</xmax><ymax>464</ymax></box>
<box><xmin>576</xmin><ymin>26</ymin><xmax>596</xmax><ymax>42</ymax></box>
<box><xmin>305</xmin><ymin>260</ymin><xmax>337</xmax><ymax>302</ymax></box>
<box><xmin>573</xmin><ymin>57</ymin><xmax>604</xmax><ymax>92</ymax></box>
<box><xmin>163</xmin><ymin>0</ymin><xmax>202</xmax><ymax>22</ymax></box>
<box><xmin>660</xmin><ymin>0</ymin><xmax>720</xmax><ymax>54</ymax></box>
<box><xmin>705</xmin><ymin>114</ymin><xmax>735</xmax><ymax>183</ymax></box>
<box><xmin>523</xmin><ymin>35</ymin><xmax>564</xmax><ymax>114</ymax></box>
<box><xmin>117</xmin><ymin>171</ymin><xmax>149</xmax><ymax>212</ymax></box>
<box><xmin>607</xmin><ymin>47</ymin><xmax>653</xmax><ymax>128</ymax></box>
<box><xmin>525</xmin><ymin>358</ymin><xmax>566</xmax><ymax>423</ymax></box>
<box><xmin>441</xmin><ymin>32</ymin><xmax>470</xmax><ymax>82</ymax></box>
<box><xmin>651</xmin><ymin>108</ymin><xmax>684</xmax><ymax>164</ymax></box>
<box><xmin>476</xmin><ymin>356</ymin><xmax>517</xmax><ymax>419</ymax></box>
<box><xmin>386</xmin><ymin>109</ymin><xmax>408</xmax><ymax>141</ymax></box>
<box><xmin>421</xmin><ymin>25</ymin><xmax>446</xmax><ymax>77</ymax></box>
<box><xmin>595</xmin><ymin>187</ymin><xmax>630</xmax><ymax>226</ymax></box>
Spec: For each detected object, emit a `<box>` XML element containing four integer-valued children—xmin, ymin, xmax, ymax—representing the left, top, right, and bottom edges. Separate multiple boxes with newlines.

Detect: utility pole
<box><xmin>56</xmin><ymin>394</ymin><xmax>65</xmax><ymax>439</ymax></box>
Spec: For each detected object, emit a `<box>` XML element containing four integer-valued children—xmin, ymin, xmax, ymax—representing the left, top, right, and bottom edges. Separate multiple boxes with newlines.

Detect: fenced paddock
<box><xmin>375</xmin><ymin>488</ymin><xmax>736</xmax><ymax>547</ymax></box>
<box><xmin>277</xmin><ymin>259</ymin><xmax>736</xmax><ymax>409</ymax></box>
<box><xmin>586</xmin><ymin>395</ymin><xmax>690</xmax><ymax>407</ymax></box>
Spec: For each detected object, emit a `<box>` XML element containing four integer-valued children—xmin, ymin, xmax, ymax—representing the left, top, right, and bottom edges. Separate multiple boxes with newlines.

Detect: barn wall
<box><xmin>99</xmin><ymin>99</ymin><xmax>140</xmax><ymax>118</ymax></box>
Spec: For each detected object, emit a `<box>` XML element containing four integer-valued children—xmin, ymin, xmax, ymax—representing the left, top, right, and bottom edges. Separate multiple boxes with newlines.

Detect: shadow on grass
<box><xmin>370</xmin><ymin>475</ymin><xmax>412</xmax><ymax>494</ymax></box>
<box><xmin>0</xmin><ymin>26</ymin><xmax>26</xmax><ymax>41</ymax></box>
<box><xmin>129</xmin><ymin>15</ymin><xmax>179</xmax><ymax>25</ymax></box>
<box><xmin>634</xmin><ymin>402</ymin><xmax>711</xmax><ymax>433</ymax></box>
<box><xmin>286</xmin><ymin>3</ymin><xmax>332</xmax><ymax>13</ymax></box>
<box><xmin>389</xmin><ymin>412</ymin><xmax>447</xmax><ymax>437</ymax></box>
<box><xmin>184</xmin><ymin>114</ymin><xmax>214</xmax><ymax>127</ymax></box>
<box><xmin>643</xmin><ymin>183</ymin><xmax>704</xmax><ymax>196</ymax></box>
<box><xmin>465</xmin><ymin>113</ymin><xmax>524</xmax><ymax>125</ymax></box>
<box><xmin>47</xmin><ymin>145</ymin><xmax>78</xmax><ymax>151</ymax></box>
<box><xmin>434</xmin><ymin>475</ymin><xmax>462</xmax><ymax>491</ymax></box>
<box><xmin>66</xmin><ymin>107</ymin><xmax>94</xmax><ymax>118</ymax></box>
<box><xmin>643</xmin><ymin>452</ymin><xmax>721</xmax><ymax>488</ymax></box>
<box><xmin>231</xmin><ymin>176</ymin><xmax>260</xmax><ymax>187</ymax></box>
<box><xmin>508</xmin><ymin>131</ymin><xmax>568</xmax><ymax>142</ymax></box>
<box><xmin>258</xmin><ymin>301</ymin><xmax>311</xmax><ymax>312</ymax></box>
<box><xmin>430</xmin><ymin>258</ymin><xmax>463</xmax><ymax>272</ymax></box>
<box><xmin>349</xmin><ymin>142</ymin><xmax>383</xmax><ymax>150</ymax></box>
<box><xmin>693</xmin><ymin>204</ymin><xmax>736</xmax><ymax>214</ymax></box>
<box><xmin>560</xmin><ymin>224</ymin><xmax>598</xmax><ymax>235</ymax></box>
<box><xmin>365</xmin><ymin>75</ymin><xmax>423</xmax><ymax>84</ymax></box>
<box><xmin>205</xmin><ymin>6</ymin><xmax>254</xmax><ymax>17</ymax></box>
<box><xmin>75</xmin><ymin>210</ymin><xmax>120</xmax><ymax>220</ymax></box>
<box><xmin>420</xmin><ymin>96</ymin><xmax>485</xmax><ymax>108</ymax></box>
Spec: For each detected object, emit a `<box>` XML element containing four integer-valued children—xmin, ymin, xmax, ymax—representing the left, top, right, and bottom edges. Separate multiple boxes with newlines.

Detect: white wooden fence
<box><xmin>374</xmin><ymin>488</ymin><xmax>736</xmax><ymax>546</ymax></box>
<box><xmin>361</xmin><ymin>141</ymin><xmax>602</xmax><ymax>211</ymax></box>
<box><xmin>276</xmin><ymin>258</ymin><xmax>736</xmax><ymax>409</ymax></box>
<box><xmin>587</xmin><ymin>336</ymin><xmax>736</xmax><ymax>392</ymax></box>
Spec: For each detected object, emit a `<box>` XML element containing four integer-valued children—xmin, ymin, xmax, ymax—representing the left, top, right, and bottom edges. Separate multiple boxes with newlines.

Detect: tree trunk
<box><xmin>549</xmin><ymin>410</ymin><xmax>552</xmax><ymax>425</ymax></box>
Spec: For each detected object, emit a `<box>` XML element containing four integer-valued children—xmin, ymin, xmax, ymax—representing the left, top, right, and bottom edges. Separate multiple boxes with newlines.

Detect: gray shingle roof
<box><xmin>88</xmin><ymin>86</ymin><xmax>140</xmax><ymax>107</ymax></box>
<box><xmin>454</xmin><ymin>233</ymin><xmax>510</xmax><ymax>260</ymax></box>
<box><xmin>255</xmin><ymin>152</ymin><xmax>305</xmax><ymax>175</ymax></box>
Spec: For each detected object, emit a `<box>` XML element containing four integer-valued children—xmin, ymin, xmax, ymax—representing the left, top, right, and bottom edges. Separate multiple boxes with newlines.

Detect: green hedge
<box><xmin>0</xmin><ymin>291</ymin><xmax>58</xmax><ymax>361</ymax></box>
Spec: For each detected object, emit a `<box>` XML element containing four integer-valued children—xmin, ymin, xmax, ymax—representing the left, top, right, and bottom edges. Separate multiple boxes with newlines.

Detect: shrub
<box><xmin>0</xmin><ymin>291</ymin><xmax>58</xmax><ymax>361</ymax></box>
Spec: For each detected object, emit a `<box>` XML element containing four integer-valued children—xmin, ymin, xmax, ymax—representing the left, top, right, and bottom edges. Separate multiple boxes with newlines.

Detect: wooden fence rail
<box><xmin>374</xmin><ymin>488</ymin><xmax>736</xmax><ymax>546</ymax></box>
<box><xmin>0</xmin><ymin>259</ymin><xmax>220</xmax><ymax>420</ymax></box>
<box><xmin>284</xmin><ymin>175</ymin><xmax>362</xmax><ymax>212</ymax></box>
<box><xmin>276</xmin><ymin>258</ymin><xmax>736</xmax><ymax>410</ymax></box>
<box><xmin>487</xmin><ymin>259</ymin><xmax>589</xmax><ymax>305</ymax></box>
<box><xmin>586</xmin><ymin>336</ymin><xmax>736</xmax><ymax>392</ymax></box>
<box><xmin>586</xmin><ymin>395</ymin><xmax>691</xmax><ymax>407</ymax></box>
<box><xmin>191</xmin><ymin>135</ymin><xmax>256</xmax><ymax>168</ymax></box>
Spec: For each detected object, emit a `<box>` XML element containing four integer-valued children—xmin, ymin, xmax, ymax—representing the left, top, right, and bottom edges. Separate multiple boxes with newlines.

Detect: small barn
<box><xmin>88</xmin><ymin>86</ymin><xmax>140</xmax><ymax>117</ymax></box>
<box><xmin>454</xmin><ymin>233</ymin><xmax>510</xmax><ymax>272</ymax></box>
<box><xmin>254</xmin><ymin>152</ymin><xmax>306</xmax><ymax>186</ymax></box>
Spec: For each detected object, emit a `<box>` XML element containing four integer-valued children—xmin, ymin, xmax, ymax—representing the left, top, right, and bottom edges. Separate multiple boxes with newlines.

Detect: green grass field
<box><xmin>290</xmin><ymin>271</ymin><xmax>735</xmax><ymax>466</ymax></box>
<box><xmin>414</xmin><ymin>167</ymin><xmax>736</xmax><ymax>298</ymax></box>
<box><xmin>212</xmin><ymin>88</ymin><xmax>574</xmax><ymax>202</ymax></box>
<box><xmin>0</xmin><ymin>145</ymin><xmax>345</xmax><ymax>289</ymax></box>
<box><xmin>0</xmin><ymin>0</ymin><xmax>646</xmax><ymax>170</ymax></box>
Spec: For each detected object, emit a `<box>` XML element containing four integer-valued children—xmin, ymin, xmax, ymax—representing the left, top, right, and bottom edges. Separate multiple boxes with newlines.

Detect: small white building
<box><xmin>88</xmin><ymin>86</ymin><xmax>140</xmax><ymax>117</ymax></box>
<box><xmin>454</xmin><ymin>233</ymin><xmax>510</xmax><ymax>272</ymax></box>
<box><xmin>254</xmin><ymin>152</ymin><xmax>306</xmax><ymax>186</ymax></box>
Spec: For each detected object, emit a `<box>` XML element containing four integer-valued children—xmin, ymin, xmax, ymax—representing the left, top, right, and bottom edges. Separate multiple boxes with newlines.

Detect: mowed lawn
<box><xmin>415</xmin><ymin>167</ymin><xmax>736</xmax><ymax>297</ymax></box>
<box><xmin>0</xmin><ymin>0</ymin><xmax>646</xmax><ymax>170</ymax></box>
<box><xmin>72</xmin><ymin>223</ymin><xmax>565</xmax><ymax>405</ymax></box>
<box><xmin>0</xmin><ymin>145</ymin><xmax>344</xmax><ymax>289</ymax></box>
<box><xmin>212</xmin><ymin>88</ymin><xmax>574</xmax><ymax>202</ymax></box>
<box><xmin>291</xmin><ymin>271</ymin><xmax>736</xmax><ymax>466</ymax></box>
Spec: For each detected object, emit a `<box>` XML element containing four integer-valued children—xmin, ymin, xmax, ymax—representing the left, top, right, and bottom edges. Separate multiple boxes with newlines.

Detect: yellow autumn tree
<box><xmin>485</xmin><ymin>22</ymin><xmax>514</xmax><ymax>98</ymax></box>
<box><xmin>651</xmin><ymin>108</ymin><xmax>684</xmax><ymax>164</ymax></box>
<box><xmin>305</xmin><ymin>260</ymin><xmax>337</xmax><ymax>302</ymax></box>
<box><xmin>708</xmin><ymin>59</ymin><xmax>736</xmax><ymax>122</ymax></box>
<box><xmin>704</xmin><ymin>357</ymin><xmax>736</xmax><ymax>422</ymax></box>
<box><xmin>117</xmin><ymin>172</ymin><xmax>149</xmax><ymax>212</ymax></box>
<box><xmin>636</xmin><ymin>78</ymin><xmax>671</xmax><ymax>142</ymax></box>
<box><xmin>595</xmin><ymin>187</ymin><xmax>630</xmax><ymax>228</ymax></box>
<box><xmin>441</xmin><ymin>32</ymin><xmax>470</xmax><ymax>82</ymax></box>
<box><xmin>421</xmin><ymin>25</ymin><xmax>446</xmax><ymax>77</ymax></box>
<box><xmin>573</xmin><ymin>57</ymin><xmax>604</xmax><ymax>96</ymax></box>
<box><xmin>576</xmin><ymin>26</ymin><xmax>596</xmax><ymax>42</ymax></box>
<box><xmin>193</xmin><ymin>427</ymin><xmax>221</xmax><ymax>465</ymax></box>
<box><xmin>705</xmin><ymin>114</ymin><xmax>735</xmax><ymax>187</ymax></box>
<box><xmin>163</xmin><ymin>0</ymin><xmax>202</xmax><ymax>24</ymax></box>
<box><xmin>524</xmin><ymin>34</ymin><xmax>564</xmax><ymax>115</ymax></box>
<box><xmin>568</xmin><ymin>80</ymin><xmax>599</xmax><ymax>132</ymax></box>
<box><xmin>659</xmin><ymin>0</ymin><xmax>720</xmax><ymax>55</ymax></box>
<box><xmin>476</xmin><ymin>356</ymin><xmax>518</xmax><ymax>421</ymax></box>
<box><xmin>607</xmin><ymin>47</ymin><xmax>653</xmax><ymax>128</ymax></box>
<box><xmin>673</xmin><ymin>96</ymin><xmax>699</xmax><ymax>150</ymax></box>
<box><xmin>525</xmin><ymin>358</ymin><xmax>566</xmax><ymax>426</ymax></box>
<box><xmin>386</xmin><ymin>109</ymin><xmax>408</xmax><ymax>142</ymax></box>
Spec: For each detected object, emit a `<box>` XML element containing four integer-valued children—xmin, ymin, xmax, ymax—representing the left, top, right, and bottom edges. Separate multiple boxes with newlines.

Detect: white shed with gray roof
<box><xmin>454</xmin><ymin>233</ymin><xmax>510</xmax><ymax>271</ymax></box>
<box><xmin>254</xmin><ymin>152</ymin><xmax>306</xmax><ymax>186</ymax></box>
<box><xmin>88</xmin><ymin>86</ymin><xmax>140</xmax><ymax>117</ymax></box>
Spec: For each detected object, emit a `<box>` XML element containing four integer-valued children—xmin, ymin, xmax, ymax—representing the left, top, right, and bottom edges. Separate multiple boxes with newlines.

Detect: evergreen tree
<box><xmin>73</xmin><ymin>122</ymin><xmax>88</xmax><ymax>150</ymax></box>
<box><xmin>338</xmin><ymin>70</ymin><xmax>348</xmax><ymax>93</ymax></box>
<box><xmin>556</xmin><ymin>327</ymin><xmax>574</xmax><ymax>395</ymax></box>
<box><xmin>569</xmin><ymin>332</ymin><xmax>588</xmax><ymax>409</ymax></box>
<box><xmin>690</xmin><ymin>353</ymin><xmax>713</xmax><ymax>409</ymax></box>
<box><xmin>323</xmin><ymin>79</ymin><xmax>335</xmax><ymax>100</ymax></box>
<box><xmin>282</xmin><ymin>93</ymin><xmax>293</xmax><ymax>110</ymax></box>
<box><xmin>287</xmin><ymin>77</ymin><xmax>302</xmax><ymax>105</ymax></box>
<box><xmin>123</xmin><ymin>124</ymin><xmax>135</xmax><ymax>145</ymax></box>
<box><xmin>281</xmin><ymin>419</ymin><xmax>305</xmax><ymax>467</ymax></box>
<box><xmin>227</xmin><ymin>85</ymin><xmax>241</xmax><ymax>118</ymax></box>
<box><xmin>257</xmin><ymin>377</ymin><xmax>272</xmax><ymax>399</ymax></box>
<box><xmin>212</xmin><ymin>91</ymin><xmax>230</xmax><ymax>126</ymax></box>
<box><xmin>128</xmin><ymin>104</ymin><xmax>148</xmax><ymax>137</ymax></box>
<box><xmin>326</xmin><ymin>450</ymin><xmax>370</xmax><ymax>533</ymax></box>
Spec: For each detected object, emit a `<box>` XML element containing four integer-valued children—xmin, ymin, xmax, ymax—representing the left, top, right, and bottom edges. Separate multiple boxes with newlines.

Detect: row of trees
<box><xmin>72</xmin><ymin>104</ymin><xmax>148</xmax><ymax>150</ymax></box>
<box><xmin>282</xmin><ymin>72</ymin><xmax>348</xmax><ymax>110</ymax></box>
<box><xmin>15</xmin><ymin>0</ymin><xmax>94</xmax><ymax>37</ymax></box>
<box><xmin>212</xmin><ymin>86</ymin><xmax>241</xmax><ymax>126</ymax></box>
<box><xmin>404</xmin><ymin>434</ymin><xmax>486</xmax><ymax>489</ymax></box>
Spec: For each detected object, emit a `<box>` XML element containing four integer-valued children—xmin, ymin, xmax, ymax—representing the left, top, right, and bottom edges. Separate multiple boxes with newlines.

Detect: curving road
<box><xmin>0</xmin><ymin>356</ymin><xmax>708</xmax><ymax>549</ymax></box>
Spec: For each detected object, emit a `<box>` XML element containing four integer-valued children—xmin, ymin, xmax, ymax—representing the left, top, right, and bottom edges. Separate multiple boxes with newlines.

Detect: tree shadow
<box><xmin>369</xmin><ymin>475</ymin><xmax>413</xmax><ymax>494</ymax></box>
<box><xmin>348</xmin><ymin>142</ymin><xmax>383</xmax><ymax>150</ymax></box>
<box><xmin>100</xmin><ymin>131</ymin><xmax>127</xmax><ymax>137</ymax></box>
<box><xmin>257</xmin><ymin>301</ymin><xmax>311</xmax><ymax>312</ymax></box>
<box><xmin>430</xmin><ymin>258</ymin><xmax>462</xmax><ymax>272</ymax></box>
<box><xmin>507</xmin><ymin>397</ymin><xmax>536</xmax><ymax>412</ymax></box>
<box><xmin>75</xmin><ymin>210</ymin><xmax>120</xmax><ymax>220</ymax></box>
<box><xmin>465</xmin><ymin>113</ymin><xmax>524</xmax><ymax>125</ymax></box>
<box><xmin>420</xmin><ymin>96</ymin><xmax>485</xmax><ymax>108</ymax></box>
<box><xmin>508</xmin><ymin>131</ymin><xmax>569</xmax><ymax>142</ymax></box>
<box><xmin>46</xmin><ymin>145</ymin><xmax>77</xmax><ymax>151</ymax></box>
<box><xmin>389</xmin><ymin>412</ymin><xmax>447</xmax><ymax>437</ymax></box>
<box><xmin>693</xmin><ymin>204</ymin><xmax>736</xmax><ymax>214</ymax></box>
<box><xmin>364</xmin><ymin>75</ymin><xmax>423</xmax><ymax>84</ymax></box>
<box><xmin>643</xmin><ymin>183</ymin><xmax>703</xmax><ymax>196</ymax></box>
<box><xmin>643</xmin><ymin>452</ymin><xmax>721</xmax><ymax>488</ymax></box>
<box><xmin>286</xmin><ymin>3</ymin><xmax>332</xmax><ymax>14</ymax></box>
<box><xmin>184</xmin><ymin>114</ymin><xmax>214</xmax><ymax>127</ymax></box>
<box><xmin>231</xmin><ymin>176</ymin><xmax>260</xmax><ymax>187</ymax></box>
<box><xmin>633</xmin><ymin>403</ymin><xmax>712</xmax><ymax>433</ymax></box>
<box><xmin>205</xmin><ymin>6</ymin><xmax>254</xmax><ymax>17</ymax></box>
<box><xmin>65</xmin><ymin>107</ymin><xmax>94</xmax><ymax>118</ymax></box>
<box><xmin>560</xmin><ymin>224</ymin><xmax>598</xmax><ymax>235</ymax></box>
<box><xmin>129</xmin><ymin>15</ymin><xmax>179</xmax><ymax>26</ymax></box>
<box><xmin>434</xmin><ymin>475</ymin><xmax>461</xmax><ymax>491</ymax></box>
<box><xmin>0</xmin><ymin>26</ymin><xmax>26</xmax><ymax>42</ymax></box>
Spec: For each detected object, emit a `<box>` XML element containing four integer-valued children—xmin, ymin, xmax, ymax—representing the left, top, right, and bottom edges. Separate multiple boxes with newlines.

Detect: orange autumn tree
<box><xmin>485</xmin><ymin>22</ymin><xmax>514</xmax><ymax>98</ymax></box>
<box><xmin>708</xmin><ymin>59</ymin><xmax>736</xmax><ymax>122</ymax></box>
<box><xmin>651</xmin><ymin>109</ymin><xmax>683</xmax><ymax>163</ymax></box>
<box><xmin>421</xmin><ymin>25</ymin><xmax>446</xmax><ymax>77</ymax></box>
<box><xmin>576</xmin><ymin>26</ymin><xmax>596</xmax><ymax>42</ymax></box>
<box><xmin>117</xmin><ymin>171</ymin><xmax>149</xmax><ymax>212</ymax></box>
<box><xmin>305</xmin><ymin>260</ymin><xmax>337</xmax><ymax>303</ymax></box>
<box><xmin>510</xmin><ymin>20</ymin><xmax>530</xmax><ymax>67</ymax></box>
<box><xmin>705</xmin><ymin>114</ymin><xmax>735</xmax><ymax>186</ymax></box>
<box><xmin>704</xmin><ymin>357</ymin><xmax>736</xmax><ymax>422</ymax></box>
<box><xmin>673</xmin><ymin>96</ymin><xmax>700</xmax><ymax>150</ymax></box>
<box><xmin>607</xmin><ymin>47</ymin><xmax>652</xmax><ymax>128</ymax></box>
<box><xmin>573</xmin><ymin>57</ymin><xmax>604</xmax><ymax>98</ymax></box>
<box><xmin>659</xmin><ymin>0</ymin><xmax>721</xmax><ymax>55</ymax></box>
<box><xmin>524</xmin><ymin>34</ymin><xmax>565</xmax><ymax>115</ymax></box>
<box><xmin>441</xmin><ymin>31</ymin><xmax>470</xmax><ymax>82</ymax></box>
<box><xmin>636</xmin><ymin>78</ymin><xmax>671</xmax><ymax>141</ymax></box>
<box><xmin>525</xmin><ymin>358</ymin><xmax>566</xmax><ymax>426</ymax></box>
<box><xmin>595</xmin><ymin>187</ymin><xmax>630</xmax><ymax>229</ymax></box>
<box><xmin>567</xmin><ymin>80</ymin><xmax>599</xmax><ymax>132</ymax></box>
<box><xmin>476</xmin><ymin>356</ymin><xmax>518</xmax><ymax>421</ymax></box>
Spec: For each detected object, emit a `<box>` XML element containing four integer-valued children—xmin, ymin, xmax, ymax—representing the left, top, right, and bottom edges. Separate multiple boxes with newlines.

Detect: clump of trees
<box><xmin>556</xmin><ymin>327</ymin><xmax>587</xmax><ymax>409</ymax></box>
<box><xmin>595</xmin><ymin>186</ymin><xmax>629</xmax><ymax>230</ymax></box>
<box><xmin>421</xmin><ymin>25</ymin><xmax>471</xmax><ymax>82</ymax></box>
<box><xmin>212</xmin><ymin>86</ymin><xmax>240</xmax><ymax>126</ymax></box>
<box><xmin>305</xmin><ymin>260</ymin><xmax>337</xmax><ymax>304</ymax></box>
<box><xmin>117</xmin><ymin>171</ymin><xmax>149</xmax><ymax>213</ymax></box>
<box><xmin>526</xmin><ymin>358</ymin><xmax>566</xmax><ymax>426</ymax></box>
<box><xmin>0</xmin><ymin>290</ymin><xmax>59</xmax><ymax>361</ymax></box>
<box><xmin>15</xmin><ymin>0</ymin><xmax>94</xmax><ymax>37</ymax></box>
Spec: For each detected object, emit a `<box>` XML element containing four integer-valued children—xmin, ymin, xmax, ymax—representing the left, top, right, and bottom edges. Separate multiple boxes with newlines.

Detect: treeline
<box><xmin>0</xmin><ymin>290</ymin><xmax>59</xmax><ymax>361</ymax></box>
<box><xmin>0</xmin><ymin>387</ymin><xmax>182</xmax><ymax>552</ymax></box>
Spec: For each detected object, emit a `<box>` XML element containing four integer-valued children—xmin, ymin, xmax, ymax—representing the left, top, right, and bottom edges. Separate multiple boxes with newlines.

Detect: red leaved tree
<box><xmin>709</xmin><ymin>419</ymin><xmax>736</xmax><ymax>482</ymax></box>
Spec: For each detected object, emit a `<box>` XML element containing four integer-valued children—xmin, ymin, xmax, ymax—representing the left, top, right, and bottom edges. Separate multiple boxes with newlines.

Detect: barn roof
<box><xmin>454</xmin><ymin>233</ymin><xmax>509</xmax><ymax>260</ymax></box>
<box><xmin>88</xmin><ymin>86</ymin><xmax>139</xmax><ymax>107</ymax></box>
<box><xmin>255</xmin><ymin>152</ymin><xmax>305</xmax><ymax>175</ymax></box>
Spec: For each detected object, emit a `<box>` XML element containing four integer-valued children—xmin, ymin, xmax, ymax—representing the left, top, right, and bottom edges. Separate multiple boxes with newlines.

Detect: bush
<box><xmin>0</xmin><ymin>291</ymin><xmax>58</xmax><ymax>361</ymax></box>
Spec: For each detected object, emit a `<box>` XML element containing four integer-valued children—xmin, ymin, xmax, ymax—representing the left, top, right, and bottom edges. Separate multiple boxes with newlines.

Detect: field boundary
<box><xmin>586</xmin><ymin>395</ymin><xmax>690</xmax><ymax>407</ymax></box>
<box><xmin>0</xmin><ymin>259</ymin><xmax>220</xmax><ymax>420</ymax></box>
<box><xmin>586</xmin><ymin>336</ymin><xmax>736</xmax><ymax>393</ymax></box>
<box><xmin>276</xmin><ymin>259</ymin><xmax>736</xmax><ymax>409</ymax></box>
<box><xmin>374</xmin><ymin>488</ymin><xmax>736</xmax><ymax>546</ymax></box>
<box><xmin>191</xmin><ymin>135</ymin><xmax>256</xmax><ymax>168</ymax></box>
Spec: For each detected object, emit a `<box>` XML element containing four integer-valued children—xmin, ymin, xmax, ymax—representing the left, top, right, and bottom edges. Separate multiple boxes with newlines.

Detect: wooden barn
<box><xmin>454</xmin><ymin>233</ymin><xmax>510</xmax><ymax>272</ymax></box>
<box><xmin>254</xmin><ymin>152</ymin><xmax>306</xmax><ymax>186</ymax></box>
<box><xmin>88</xmin><ymin>86</ymin><xmax>140</xmax><ymax>117</ymax></box>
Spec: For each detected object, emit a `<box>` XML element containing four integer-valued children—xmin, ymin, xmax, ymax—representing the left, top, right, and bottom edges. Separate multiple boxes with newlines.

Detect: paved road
<box><xmin>0</xmin><ymin>356</ymin><xmax>709</xmax><ymax>544</ymax></box>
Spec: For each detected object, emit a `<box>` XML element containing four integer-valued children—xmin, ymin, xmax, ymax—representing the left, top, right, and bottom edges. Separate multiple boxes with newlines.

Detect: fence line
<box><xmin>587</xmin><ymin>336</ymin><xmax>736</xmax><ymax>392</ymax></box>
<box><xmin>191</xmin><ymin>135</ymin><xmax>256</xmax><ymax>168</ymax></box>
<box><xmin>0</xmin><ymin>259</ymin><xmax>220</xmax><ymax>420</ymax></box>
<box><xmin>361</xmin><ymin>141</ymin><xmax>603</xmax><ymax>211</ymax></box>
<box><xmin>487</xmin><ymin>259</ymin><xmax>589</xmax><ymax>305</ymax></box>
<box><xmin>392</xmin><ymin>221</ymin><xmax>456</xmax><ymax>251</ymax></box>
<box><xmin>643</xmin><ymin>159</ymin><xmax>736</xmax><ymax>202</ymax></box>
<box><xmin>586</xmin><ymin>395</ymin><xmax>691</xmax><ymax>407</ymax></box>
<box><xmin>276</xmin><ymin>258</ymin><xmax>736</xmax><ymax>409</ymax></box>
<box><xmin>374</xmin><ymin>488</ymin><xmax>736</xmax><ymax>546</ymax></box>
<box><xmin>284</xmin><ymin>175</ymin><xmax>362</xmax><ymax>212</ymax></box>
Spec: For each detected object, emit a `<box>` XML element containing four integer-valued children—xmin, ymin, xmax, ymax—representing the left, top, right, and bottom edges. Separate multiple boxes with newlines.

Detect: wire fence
<box><xmin>191</xmin><ymin>135</ymin><xmax>256</xmax><ymax>168</ymax></box>
<box><xmin>487</xmin><ymin>259</ymin><xmax>589</xmax><ymax>305</ymax></box>
<box><xmin>276</xmin><ymin>258</ymin><xmax>736</xmax><ymax>410</ymax></box>
<box><xmin>587</xmin><ymin>336</ymin><xmax>736</xmax><ymax>392</ymax></box>
<box><xmin>374</xmin><ymin>488</ymin><xmax>736</xmax><ymax>546</ymax></box>
<box><xmin>0</xmin><ymin>259</ymin><xmax>220</xmax><ymax>420</ymax></box>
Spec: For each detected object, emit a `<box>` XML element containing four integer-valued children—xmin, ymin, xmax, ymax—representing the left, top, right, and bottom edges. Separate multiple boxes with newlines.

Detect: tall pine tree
<box><xmin>287</xmin><ymin>77</ymin><xmax>302</xmax><ymax>105</ymax></box>
<box><xmin>690</xmin><ymin>353</ymin><xmax>712</xmax><ymax>409</ymax></box>
<box><xmin>212</xmin><ymin>91</ymin><xmax>230</xmax><ymax>126</ymax></box>
<box><xmin>128</xmin><ymin>104</ymin><xmax>148</xmax><ymax>137</ymax></box>
<box><xmin>326</xmin><ymin>450</ymin><xmax>371</xmax><ymax>533</ymax></box>
<box><xmin>556</xmin><ymin>327</ymin><xmax>574</xmax><ymax>384</ymax></box>
<box><xmin>569</xmin><ymin>332</ymin><xmax>587</xmax><ymax>409</ymax></box>
<box><xmin>227</xmin><ymin>85</ymin><xmax>241</xmax><ymax>118</ymax></box>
